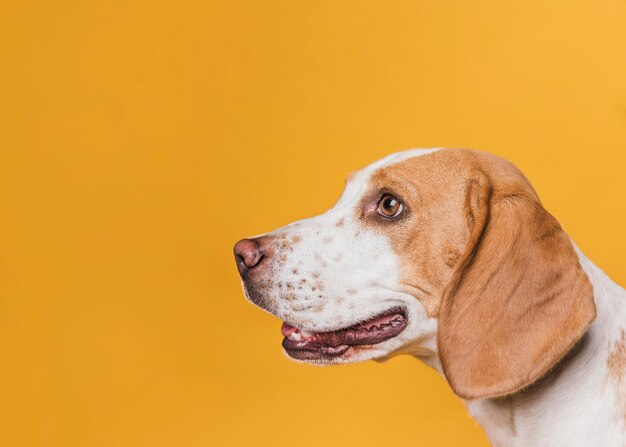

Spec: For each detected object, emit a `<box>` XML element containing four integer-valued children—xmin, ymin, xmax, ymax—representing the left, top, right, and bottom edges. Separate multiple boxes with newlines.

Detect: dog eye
<box><xmin>377</xmin><ymin>194</ymin><xmax>403</xmax><ymax>219</ymax></box>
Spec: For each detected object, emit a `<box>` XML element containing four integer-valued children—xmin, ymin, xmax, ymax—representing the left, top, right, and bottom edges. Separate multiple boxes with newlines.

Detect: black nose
<box><xmin>233</xmin><ymin>238</ymin><xmax>265</xmax><ymax>275</ymax></box>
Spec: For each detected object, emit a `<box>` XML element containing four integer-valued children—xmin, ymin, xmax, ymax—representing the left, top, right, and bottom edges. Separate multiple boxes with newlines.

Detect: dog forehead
<box><xmin>333</xmin><ymin>148</ymin><xmax>442</xmax><ymax>210</ymax></box>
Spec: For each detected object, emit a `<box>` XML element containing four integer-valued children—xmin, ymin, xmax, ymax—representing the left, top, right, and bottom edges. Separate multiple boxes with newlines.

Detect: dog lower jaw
<box><xmin>283</xmin><ymin>343</ymin><xmax>397</xmax><ymax>365</ymax></box>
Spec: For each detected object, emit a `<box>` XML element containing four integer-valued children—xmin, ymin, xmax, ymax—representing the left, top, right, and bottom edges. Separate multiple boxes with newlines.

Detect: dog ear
<box><xmin>438</xmin><ymin>168</ymin><xmax>596</xmax><ymax>399</ymax></box>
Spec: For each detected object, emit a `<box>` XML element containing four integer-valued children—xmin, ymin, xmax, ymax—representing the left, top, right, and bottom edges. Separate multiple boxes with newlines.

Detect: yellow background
<box><xmin>1</xmin><ymin>1</ymin><xmax>625</xmax><ymax>446</ymax></box>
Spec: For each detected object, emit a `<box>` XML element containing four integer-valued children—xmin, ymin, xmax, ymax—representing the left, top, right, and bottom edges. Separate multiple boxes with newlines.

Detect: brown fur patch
<box><xmin>607</xmin><ymin>331</ymin><xmax>626</xmax><ymax>424</ymax></box>
<box><xmin>608</xmin><ymin>332</ymin><xmax>626</xmax><ymax>377</ymax></box>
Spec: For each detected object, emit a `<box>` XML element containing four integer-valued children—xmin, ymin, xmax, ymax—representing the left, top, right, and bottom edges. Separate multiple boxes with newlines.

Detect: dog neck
<box><xmin>418</xmin><ymin>248</ymin><xmax>626</xmax><ymax>447</ymax></box>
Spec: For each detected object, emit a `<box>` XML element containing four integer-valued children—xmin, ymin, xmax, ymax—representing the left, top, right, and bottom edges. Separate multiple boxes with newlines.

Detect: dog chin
<box><xmin>282</xmin><ymin>341</ymin><xmax>402</xmax><ymax>365</ymax></box>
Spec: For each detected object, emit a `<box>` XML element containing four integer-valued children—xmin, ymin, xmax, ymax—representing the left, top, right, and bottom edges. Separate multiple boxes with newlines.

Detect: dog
<box><xmin>233</xmin><ymin>148</ymin><xmax>626</xmax><ymax>446</ymax></box>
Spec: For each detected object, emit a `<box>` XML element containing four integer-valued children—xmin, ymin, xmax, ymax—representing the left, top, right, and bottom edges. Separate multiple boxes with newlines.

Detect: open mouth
<box><xmin>281</xmin><ymin>307</ymin><xmax>408</xmax><ymax>360</ymax></box>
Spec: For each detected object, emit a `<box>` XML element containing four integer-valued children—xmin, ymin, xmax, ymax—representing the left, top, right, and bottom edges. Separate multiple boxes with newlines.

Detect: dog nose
<box><xmin>234</xmin><ymin>238</ymin><xmax>265</xmax><ymax>275</ymax></box>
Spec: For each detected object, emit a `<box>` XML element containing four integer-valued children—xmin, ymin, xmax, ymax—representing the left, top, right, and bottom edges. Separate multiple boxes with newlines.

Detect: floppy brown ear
<box><xmin>438</xmin><ymin>169</ymin><xmax>596</xmax><ymax>400</ymax></box>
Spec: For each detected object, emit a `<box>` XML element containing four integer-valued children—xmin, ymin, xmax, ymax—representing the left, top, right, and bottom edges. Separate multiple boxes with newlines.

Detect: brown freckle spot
<box><xmin>335</xmin><ymin>297</ymin><xmax>344</xmax><ymax>304</ymax></box>
<box><xmin>313</xmin><ymin>306</ymin><xmax>324</xmax><ymax>313</ymax></box>
<box><xmin>347</xmin><ymin>289</ymin><xmax>357</xmax><ymax>296</ymax></box>
<box><xmin>313</xmin><ymin>253</ymin><xmax>328</xmax><ymax>267</ymax></box>
<box><xmin>311</xmin><ymin>286</ymin><xmax>317</xmax><ymax>291</ymax></box>
<box><xmin>291</xmin><ymin>235</ymin><xmax>302</xmax><ymax>243</ymax></box>
<box><xmin>280</xmin><ymin>254</ymin><xmax>287</xmax><ymax>262</ymax></box>
<box><xmin>312</xmin><ymin>272</ymin><xmax>320</xmax><ymax>279</ymax></box>
<box><xmin>292</xmin><ymin>268</ymin><xmax>298</xmax><ymax>274</ymax></box>
<box><xmin>299</xmin><ymin>279</ymin><xmax>307</xmax><ymax>284</ymax></box>
<box><xmin>284</xmin><ymin>294</ymin><xmax>296</xmax><ymax>301</ymax></box>
<box><xmin>322</xmin><ymin>236</ymin><xmax>333</xmax><ymax>244</ymax></box>
<box><xmin>291</xmin><ymin>303</ymin><xmax>314</xmax><ymax>311</ymax></box>
<box><xmin>286</xmin><ymin>283</ymin><xmax>294</xmax><ymax>290</ymax></box>
<box><xmin>314</xmin><ymin>281</ymin><xmax>325</xmax><ymax>292</ymax></box>
<box><xmin>336</xmin><ymin>218</ymin><xmax>345</xmax><ymax>227</ymax></box>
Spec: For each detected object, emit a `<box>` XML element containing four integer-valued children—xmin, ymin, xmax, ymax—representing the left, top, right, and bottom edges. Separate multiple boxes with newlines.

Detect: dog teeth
<box><xmin>286</xmin><ymin>328</ymin><xmax>314</xmax><ymax>340</ymax></box>
<box><xmin>289</xmin><ymin>332</ymin><xmax>302</xmax><ymax>341</ymax></box>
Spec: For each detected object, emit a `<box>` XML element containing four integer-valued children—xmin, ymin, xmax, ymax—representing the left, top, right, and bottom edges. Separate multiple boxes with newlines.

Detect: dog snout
<box><xmin>234</xmin><ymin>238</ymin><xmax>266</xmax><ymax>276</ymax></box>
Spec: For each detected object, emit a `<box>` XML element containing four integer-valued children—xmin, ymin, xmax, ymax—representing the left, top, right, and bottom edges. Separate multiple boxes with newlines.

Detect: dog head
<box><xmin>234</xmin><ymin>148</ymin><xmax>595</xmax><ymax>399</ymax></box>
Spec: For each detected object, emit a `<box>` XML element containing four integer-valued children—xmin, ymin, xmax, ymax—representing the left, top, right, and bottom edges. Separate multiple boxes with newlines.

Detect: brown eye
<box><xmin>377</xmin><ymin>194</ymin><xmax>403</xmax><ymax>219</ymax></box>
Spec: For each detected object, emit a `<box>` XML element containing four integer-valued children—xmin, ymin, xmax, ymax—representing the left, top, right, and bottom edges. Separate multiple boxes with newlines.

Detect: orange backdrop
<box><xmin>1</xmin><ymin>1</ymin><xmax>625</xmax><ymax>446</ymax></box>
